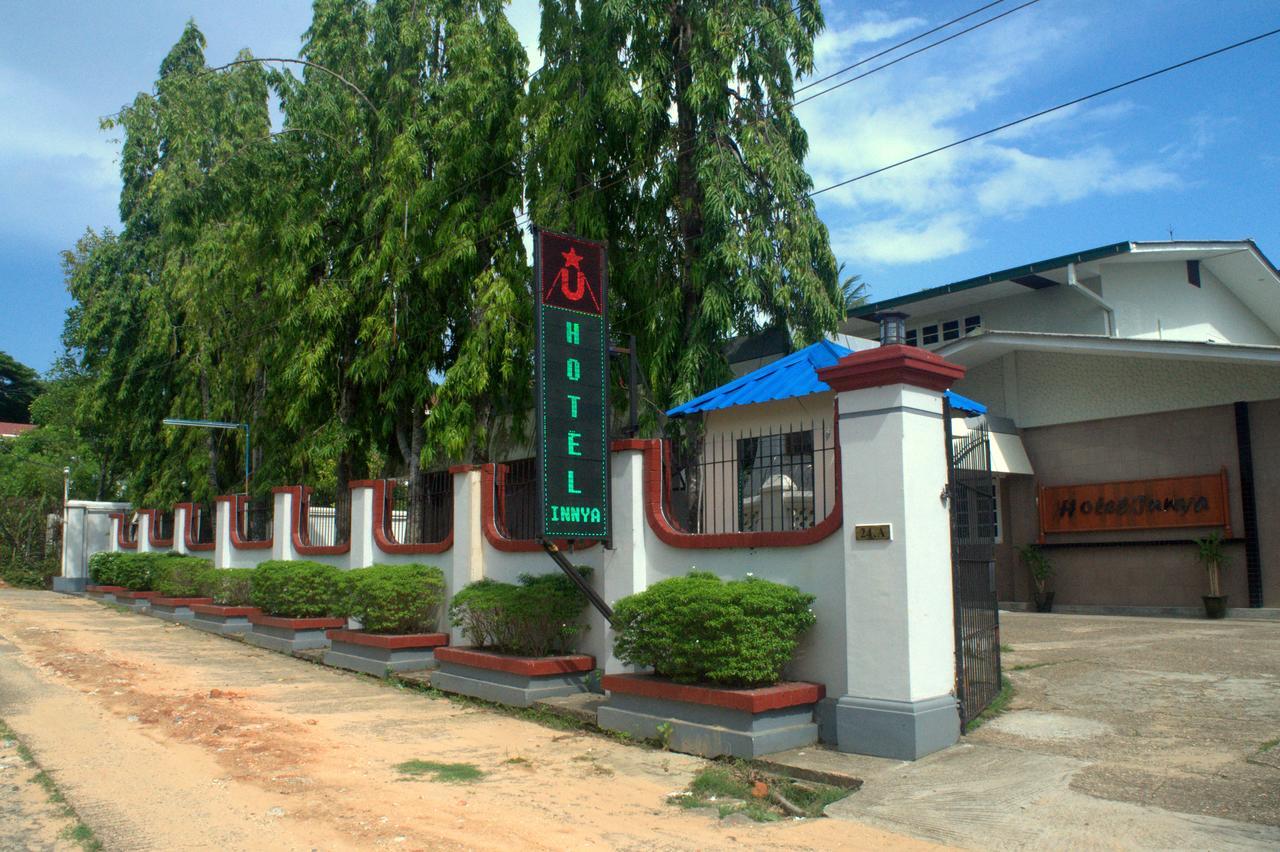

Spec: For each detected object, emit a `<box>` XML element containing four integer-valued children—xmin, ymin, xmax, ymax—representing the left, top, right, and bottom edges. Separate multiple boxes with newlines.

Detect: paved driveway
<box><xmin>823</xmin><ymin>611</ymin><xmax>1280</xmax><ymax>849</ymax></box>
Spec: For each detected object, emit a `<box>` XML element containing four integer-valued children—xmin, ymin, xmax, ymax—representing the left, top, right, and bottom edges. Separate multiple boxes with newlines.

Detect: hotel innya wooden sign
<box><xmin>1038</xmin><ymin>468</ymin><xmax>1231</xmax><ymax>538</ymax></box>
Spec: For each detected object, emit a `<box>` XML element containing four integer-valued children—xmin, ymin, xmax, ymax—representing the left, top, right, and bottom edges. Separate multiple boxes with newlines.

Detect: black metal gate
<box><xmin>945</xmin><ymin>408</ymin><xmax>1002</xmax><ymax>727</ymax></box>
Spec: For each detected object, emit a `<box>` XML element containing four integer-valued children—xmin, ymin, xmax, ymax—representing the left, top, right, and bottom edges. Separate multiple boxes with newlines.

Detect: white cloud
<box><xmin>814</xmin><ymin>14</ymin><xmax>927</xmax><ymax>67</ymax></box>
<box><xmin>796</xmin><ymin>6</ymin><xmax>1183</xmax><ymax>266</ymax></box>
<box><xmin>832</xmin><ymin>214</ymin><xmax>974</xmax><ymax>264</ymax></box>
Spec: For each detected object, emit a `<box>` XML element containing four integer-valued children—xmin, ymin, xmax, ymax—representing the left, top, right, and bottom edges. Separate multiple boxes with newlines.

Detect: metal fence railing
<box><xmin>121</xmin><ymin>516</ymin><xmax>138</xmax><ymax>545</ymax></box>
<box><xmin>300</xmin><ymin>488</ymin><xmax>352</xmax><ymax>547</ymax></box>
<box><xmin>497</xmin><ymin>457</ymin><xmax>538</xmax><ymax>540</ymax></box>
<box><xmin>385</xmin><ymin>471</ymin><xmax>453</xmax><ymax>545</ymax></box>
<box><xmin>237</xmin><ymin>499</ymin><xmax>272</xmax><ymax>542</ymax></box>
<box><xmin>190</xmin><ymin>503</ymin><xmax>215</xmax><ymax>545</ymax></box>
<box><xmin>153</xmin><ymin>511</ymin><xmax>174</xmax><ymax>541</ymax></box>
<box><xmin>663</xmin><ymin>422</ymin><xmax>838</xmax><ymax>535</ymax></box>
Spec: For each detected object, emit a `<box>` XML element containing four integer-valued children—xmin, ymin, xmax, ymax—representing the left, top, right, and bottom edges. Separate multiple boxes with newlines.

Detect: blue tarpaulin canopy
<box><xmin>666</xmin><ymin>340</ymin><xmax>986</xmax><ymax>417</ymax></box>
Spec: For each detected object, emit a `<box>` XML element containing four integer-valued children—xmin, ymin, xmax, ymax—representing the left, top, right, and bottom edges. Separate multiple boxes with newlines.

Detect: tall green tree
<box><xmin>0</xmin><ymin>352</ymin><xmax>41</xmax><ymax>424</ymax></box>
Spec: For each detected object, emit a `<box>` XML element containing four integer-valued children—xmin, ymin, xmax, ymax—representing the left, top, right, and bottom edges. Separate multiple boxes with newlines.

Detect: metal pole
<box><xmin>243</xmin><ymin>423</ymin><xmax>251</xmax><ymax>495</ymax></box>
<box><xmin>628</xmin><ymin>334</ymin><xmax>639</xmax><ymax>437</ymax></box>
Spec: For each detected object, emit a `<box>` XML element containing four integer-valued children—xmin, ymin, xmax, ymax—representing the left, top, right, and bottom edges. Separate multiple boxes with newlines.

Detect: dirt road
<box><xmin>0</xmin><ymin>590</ymin><xmax>933</xmax><ymax>851</ymax></box>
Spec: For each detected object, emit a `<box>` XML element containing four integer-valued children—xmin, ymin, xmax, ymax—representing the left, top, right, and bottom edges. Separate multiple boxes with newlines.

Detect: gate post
<box><xmin>817</xmin><ymin>344</ymin><xmax>966</xmax><ymax>760</ymax></box>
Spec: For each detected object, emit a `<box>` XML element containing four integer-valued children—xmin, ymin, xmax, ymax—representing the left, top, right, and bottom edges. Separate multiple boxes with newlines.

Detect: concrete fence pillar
<box><xmin>172</xmin><ymin>505</ymin><xmax>190</xmax><ymax>555</ymax></box>
<box><xmin>272</xmin><ymin>488</ymin><xmax>300</xmax><ymax>562</ymax></box>
<box><xmin>348</xmin><ymin>484</ymin><xmax>377</xmax><ymax>569</ymax></box>
<box><xmin>817</xmin><ymin>344</ymin><xmax>966</xmax><ymax>761</ymax></box>
<box><xmin>136</xmin><ymin>512</ymin><xmax>155</xmax><ymax>553</ymax></box>
<box><xmin>588</xmin><ymin>443</ymin><xmax>652</xmax><ymax>672</ymax></box>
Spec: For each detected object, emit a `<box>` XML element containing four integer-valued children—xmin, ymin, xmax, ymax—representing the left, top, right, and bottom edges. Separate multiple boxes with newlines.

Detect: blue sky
<box><xmin>2</xmin><ymin>0</ymin><xmax>1278</xmax><ymax>371</ymax></box>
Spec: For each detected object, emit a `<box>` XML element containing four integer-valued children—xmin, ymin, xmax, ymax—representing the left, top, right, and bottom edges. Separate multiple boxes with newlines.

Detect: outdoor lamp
<box><xmin>877</xmin><ymin>311</ymin><xmax>909</xmax><ymax>346</ymax></box>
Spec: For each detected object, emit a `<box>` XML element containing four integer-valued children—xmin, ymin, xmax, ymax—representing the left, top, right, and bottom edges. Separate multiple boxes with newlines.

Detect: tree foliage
<box><xmin>41</xmin><ymin>1</ymin><xmax>849</xmax><ymax>509</ymax></box>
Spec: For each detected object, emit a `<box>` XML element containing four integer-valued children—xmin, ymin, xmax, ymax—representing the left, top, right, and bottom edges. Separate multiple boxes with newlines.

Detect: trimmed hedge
<box><xmin>203</xmin><ymin>568</ymin><xmax>256</xmax><ymax>606</ymax></box>
<box><xmin>611</xmin><ymin>572</ymin><xmax>816</xmax><ymax>688</ymax></box>
<box><xmin>88</xmin><ymin>551</ymin><xmax>171</xmax><ymax>591</ymax></box>
<box><xmin>151</xmin><ymin>556</ymin><xmax>215</xmax><ymax>597</ymax></box>
<box><xmin>344</xmin><ymin>563</ymin><xmax>445</xmax><ymax>635</ymax></box>
<box><xmin>449</xmin><ymin>569</ymin><xmax>591</xmax><ymax>657</ymax></box>
<box><xmin>250</xmin><ymin>560</ymin><xmax>346</xmax><ymax>618</ymax></box>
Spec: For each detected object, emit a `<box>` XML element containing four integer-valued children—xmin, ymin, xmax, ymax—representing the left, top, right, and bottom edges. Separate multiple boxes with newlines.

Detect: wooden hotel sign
<box><xmin>533</xmin><ymin>227</ymin><xmax>610</xmax><ymax>541</ymax></box>
<box><xmin>1038</xmin><ymin>468</ymin><xmax>1231</xmax><ymax>538</ymax></box>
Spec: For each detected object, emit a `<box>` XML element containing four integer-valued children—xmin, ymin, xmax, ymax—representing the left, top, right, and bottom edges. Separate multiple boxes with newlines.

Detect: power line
<box><xmin>808</xmin><ymin>25</ymin><xmax>1280</xmax><ymax>198</ymax></box>
<box><xmin>795</xmin><ymin>0</ymin><xmax>1042</xmax><ymax>107</ymax></box>
<box><xmin>796</xmin><ymin>0</ymin><xmax>1008</xmax><ymax>94</ymax></box>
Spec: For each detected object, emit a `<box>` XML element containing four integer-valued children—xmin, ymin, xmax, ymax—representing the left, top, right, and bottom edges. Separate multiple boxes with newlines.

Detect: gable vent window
<box><xmin>964</xmin><ymin>315</ymin><xmax>981</xmax><ymax>334</ymax></box>
<box><xmin>921</xmin><ymin>324</ymin><xmax>939</xmax><ymax>345</ymax></box>
<box><xmin>942</xmin><ymin>320</ymin><xmax>960</xmax><ymax>341</ymax></box>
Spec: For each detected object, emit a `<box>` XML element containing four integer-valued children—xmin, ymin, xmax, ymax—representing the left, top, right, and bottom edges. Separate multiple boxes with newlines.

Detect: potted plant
<box><xmin>598</xmin><ymin>572</ymin><xmax>822</xmax><ymax>759</ymax></box>
<box><xmin>434</xmin><ymin>570</ymin><xmax>594</xmax><ymax>707</ymax></box>
<box><xmin>1019</xmin><ymin>544</ymin><xmax>1055</xmax><ymax>613</ymax></box>
<box><xmin>244</xmin><ymin>560</ymin><xmax>347</xmax><ymax>653</ymax></box>
<box><xmin>1195</xmin><ymin>533</ymin><xmax>1230</xmax><ymax>619</ymax></box>
<box><xmin>147</xmin><ymin>556</ymin><xmax>215</xmax><ymax>622</ymax></box>
<box><xmin>190</xmin><ymin>568</ymin><xmax>259</xmax><ymax>635</ymax></box>
<box><xmin>324</xmin><ymin>563</ymin><xmax>449</xmax><ymax>676</ymax></box>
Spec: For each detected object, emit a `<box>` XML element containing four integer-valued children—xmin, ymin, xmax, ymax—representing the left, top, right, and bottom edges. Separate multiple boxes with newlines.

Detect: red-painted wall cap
<box><xmin>816</xmin><ymin>344</ymin><xmax>965</xmax><ymax>393</ymax></box>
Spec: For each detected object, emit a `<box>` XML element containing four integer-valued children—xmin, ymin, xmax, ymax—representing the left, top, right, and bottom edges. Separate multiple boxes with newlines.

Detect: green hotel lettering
<box><xmin>566</xmin><ymin>321</ymin><xmax>582</xmax><ymax>495</ymax></box>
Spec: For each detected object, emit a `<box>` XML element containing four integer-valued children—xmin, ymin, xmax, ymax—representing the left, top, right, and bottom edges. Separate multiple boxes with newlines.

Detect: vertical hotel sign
<box><xmin>534</xmin><ymin>227</ymin><xmax>610</xmax><ymax>541</ymax></box>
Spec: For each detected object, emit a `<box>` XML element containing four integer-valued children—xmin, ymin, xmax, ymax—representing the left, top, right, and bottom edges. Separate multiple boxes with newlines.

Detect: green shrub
<box><xmin>611</xmin><ymin>572</ymin><xmax>816</xmax><ymax>688</ymax></box>
<box><xmin>88</xmin><ymin>551</ymin><xmax>128</xmax><ymax>586</ymax></box>
<box><xmin>151</xmin><ymin>556</ymin><xmax>215</xmax><ymax>597</ymax></box>
<box><xmin>0</xmin><ymin>556</ymin><xmax>58</xmax><ymax>589</ymax></box>
<box><xmin>345</xmin><ymin>564</ymin><xmax>446</xmax><ymax>634</ymax></box>
<box><xmin>449</xmin><ymin>568</ymin><xmax>592</xmax><ymax>657</ymax></box>
<box><xmin>250</xmin><ymin>560</ymin><xmax>346</xmax><ymax>618</ymax></box>
<box><xmin>89</xmin><ymin>552</ymin><xmax>170</xmax><ymax>591</ymax></box>
<box><xmin>202</xmin><ymin>568</ymin><xmax>256</xmax><ymax>606</ymax></box>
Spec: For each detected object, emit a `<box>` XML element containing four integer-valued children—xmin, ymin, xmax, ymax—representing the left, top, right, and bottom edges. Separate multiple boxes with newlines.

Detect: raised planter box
<box><xmin>322</xmin><ymin>630</ymin><xmax>450</xmax><ymax>676</ymax></box>
<box><xmin>148</xmin><ymin>596</ymin><xmax>215</xmax><ymax>623</ymax></box>
<box><xmin>86</xmin><ymin>585</ymin><xmax>126</xmax><ymax>603</ymax></box>
<box><xmin>190</xmin><ymin>604</ymin><xmax>261</xmax><ymax>636</ymax></box>
<box><xmin>431</xmin><ymin>647</ymin><xmax>595</xmax><ymax>708</ymax></box>
<box><xmin>598</xmin><ymin>674</ymin><xmax>824</xmax><ymax>759</ymax></box>
<box><xmin>244</xmin><ymin>613</ymin><xmax>346</xmax><ymax>654</ymax></box>
<box><xmin>113</xmin><ymin>590</ymin><xmax>160</xmax><ymax>611</ymax></box>
<box><xmin>53</xmin><ymin>577</ymin><xmax>87</xmax><ymax>595</ymax></box>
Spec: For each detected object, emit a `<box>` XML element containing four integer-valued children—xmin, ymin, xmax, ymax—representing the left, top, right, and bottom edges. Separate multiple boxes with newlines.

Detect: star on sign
<box><xmin>561</xmin><ymin>247</ymin><xmax>583</xmax><ymax>269</ymax></box>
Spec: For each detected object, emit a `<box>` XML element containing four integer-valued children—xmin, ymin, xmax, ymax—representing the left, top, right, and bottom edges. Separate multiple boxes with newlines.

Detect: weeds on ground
<box><xmin>0</xmin><ymin>718</ymin><xmax>103</xmax><ymax>851</ymax></box>
<box><xmin>1000</xmin><ymin>643</ymin><xmax>1014</xmax><ymax>653</ymax></box>
<box><xmin>964</xmin><ymin>676</ymin><xmax>1014</xmax><ymax>732</ymax></box>
<box><xmin>1009</xmin><ymin>659</ymin><xmax>1077</xmax><ymax>672</ymax></box>
<box><xmin>668</xmin><ymin>762</ymin><xmax>852</xmax><ymax>822</ymax></box>
<box><xmin>1258</xmin><ymin>738</ymin><xmax>1278</xmax><ymax>754</ymax></box>
<box><xmin>395</xmin><ymin>759</ymin><xmax>485</xmax><ymax>783</ymax></box>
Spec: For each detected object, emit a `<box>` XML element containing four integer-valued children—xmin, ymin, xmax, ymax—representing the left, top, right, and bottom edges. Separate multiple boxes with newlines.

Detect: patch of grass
<box><xmin>964</xmin><ymin>676</ymin><xmax>1014</xmax><ymax>733</ymax></box>
<box><xmin>1000</xmin><ymin>643</ymin><xmax>1014</xmax><ymax>653</ymax></box>
<box><xmin>671</xmin><ymin>761</ymin><xmax>852</xmax><ymax>821</ymax></box>
<box><xmin>503</xmin><ymin>755</ymin><xmax>530</xmax><ymax>765</ymax></box>
<box><xmin>2</xmin><ymin>717</ymin><xmax>103</xmax><ymax>851</ymax></box>
<box><xmin>1258</xmin><ymin>738</ymin><xmax>1279</xmax><ymax>753</ymax></box>
<box><xmin>394</xmin><ymin>759</ymin><xmax>485</xmax><ymax>783</ymax></box>
<box><xmin>62</xmin><ymin>823</ymin><xmax>103</xmax><ymax>851</ymax></box>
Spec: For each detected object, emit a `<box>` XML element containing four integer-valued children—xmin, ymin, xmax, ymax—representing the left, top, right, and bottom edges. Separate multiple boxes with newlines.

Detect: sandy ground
<box><xmin>0</xmin><ymin>590</ymin><xmax>936</xmax><ymax>851</ymax></box>
<box><xmin>0</xmin><ymin>731</ymin><xmax>81</xmax><ymax>851</ymax></box>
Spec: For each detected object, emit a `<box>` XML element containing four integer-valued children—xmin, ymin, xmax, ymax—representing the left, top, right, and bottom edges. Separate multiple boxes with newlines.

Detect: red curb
<box><xmin>151</xmin><ymin>597</ymin><xmax>215</xmax><ymax>607</ymax></box>
<box><xmin>434</xmin><ymin>647</ymin><xmax>594</xmax><ymax>677</ymax></box>
<box><xmin>191</xmin><ymin>605</ymin><xmax>260</xmax><ymax>617</ymax></box>
<box><xmin>247</xmin><ymin>613</ymin><xmax>346</xmax><ymax>630</ymax></box>
<box><xmin>86</xmin><ymin>585</ymin><xmax>126</xmax><ymax>593</ymax></box>
<box><xmin>325</xmin><ymin>630</ymin><xmax>449</xmax><ymax>650</ymax></box>
<box><xmin>601</xmin><ymin>673</ymin><xmax>825</xmax><ymax>714</ymax></box>
<box><xmin>114</xmin><ymin>590</ymin><xmax>160</xmax><ymax>600</ymax></box>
